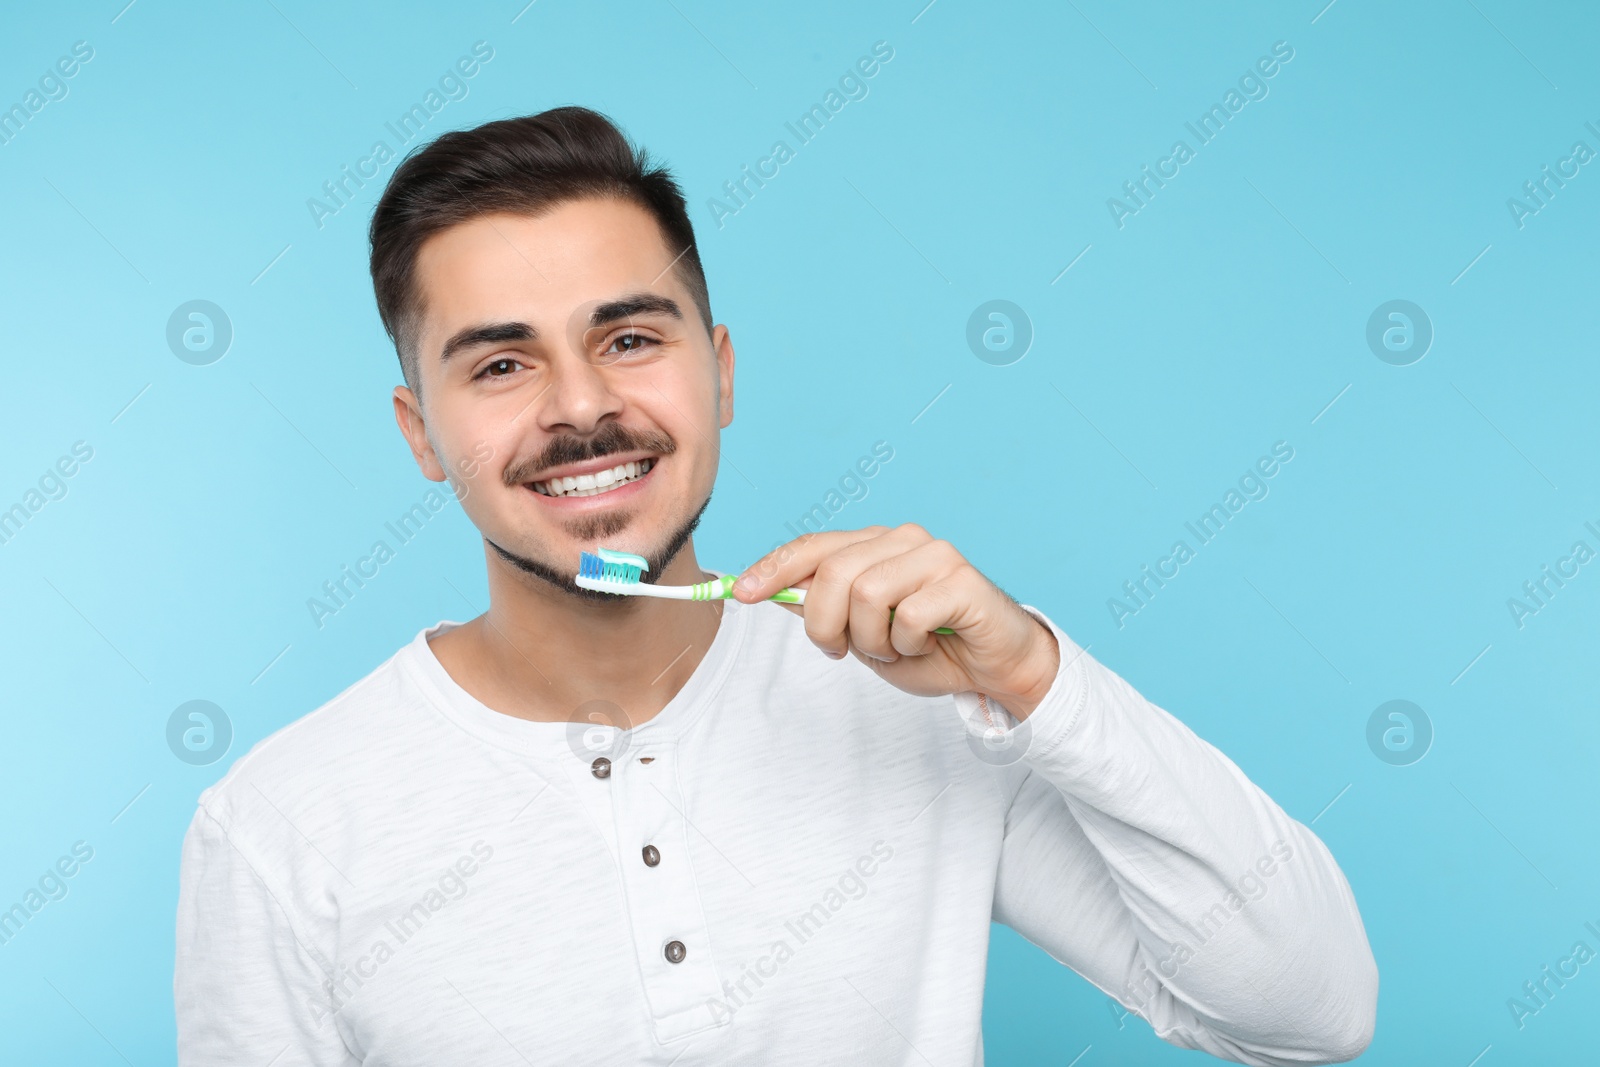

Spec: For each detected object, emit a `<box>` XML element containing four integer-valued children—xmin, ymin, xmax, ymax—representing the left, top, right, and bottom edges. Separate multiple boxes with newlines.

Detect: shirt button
<box><xmin>664</xmin><ymin>940</ymin><xmax>687</xmax><ymax>964</ymax></box>
<box><xmin>590</xmin><ymin>757</ymin><xmax>611</xmax><ymax>779</ymax></box>
<box><xmin>642</xmin><ymin>844</ymin><xmax>660</xmax><ymax>867</ymax></box>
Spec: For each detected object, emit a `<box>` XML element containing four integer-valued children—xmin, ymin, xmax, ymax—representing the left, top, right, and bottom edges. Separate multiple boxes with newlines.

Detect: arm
<box><xmin>978</xmin><ymin>608</ymin><xmax>1378</xmax><ymax>1065</ymax></box>
<box><xmin>729</xmin><ymin>523</ymin><xmax>1377</xmax><ymax>1062</ymax></box>
<box><xmin>175</xmin><ymin>804</ymin><xmax>359</xmax><ymax>1067</ymax></box>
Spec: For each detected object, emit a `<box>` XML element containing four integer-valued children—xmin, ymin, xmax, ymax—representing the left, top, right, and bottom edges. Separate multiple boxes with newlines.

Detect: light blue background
<box><xmin>3</xmin><ymin>0</ymin><xmax>1597</xmax><ymax>1062</ymax></box>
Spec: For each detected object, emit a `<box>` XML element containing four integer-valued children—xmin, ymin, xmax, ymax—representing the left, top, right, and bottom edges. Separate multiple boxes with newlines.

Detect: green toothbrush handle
<box><xmin>685</xmin><ymin>572</ymin><xmax>952</xmax><ymax>632</ymax></box>
<box><xmin>764</xmin><ymin>582</ymin><xmax>954</xmax><ymax>635</ymax></box>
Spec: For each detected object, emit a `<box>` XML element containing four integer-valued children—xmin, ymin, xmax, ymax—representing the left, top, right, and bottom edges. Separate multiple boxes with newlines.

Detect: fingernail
<box><xmin>824</xmin><ymin>647</ymin><xmax>846</xmax><ymax>660</ymax></box>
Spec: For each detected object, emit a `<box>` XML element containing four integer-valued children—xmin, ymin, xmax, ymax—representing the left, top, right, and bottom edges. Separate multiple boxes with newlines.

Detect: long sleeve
<box><xmin>981</xmin><ymin>607</ymin><xmax>1378</xmax><ymax>1065</ymax></box>
<box><xmin>174</xmin><ymin>804</ymin><xmax>360</xmax><ymax>1067</ymax></box>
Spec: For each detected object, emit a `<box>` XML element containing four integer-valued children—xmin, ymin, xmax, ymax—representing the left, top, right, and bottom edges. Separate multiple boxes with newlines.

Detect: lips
<box><xmin>530</xmin><ymin>457</ymin><xmax>655</xmax><ymax>498</ymax></box>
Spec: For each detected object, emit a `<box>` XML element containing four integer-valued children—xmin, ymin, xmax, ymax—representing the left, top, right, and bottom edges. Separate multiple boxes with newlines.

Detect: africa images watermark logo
<box><xmin>1506</xmin><ymin>920</ymin><xmax>1600</xmax><ymax>1031</ymax></box>
<box><xmin>1506</xmin><ymin>119</ymin><xmax>1600</xmax><ymax>230</ymax></box>
<box><xmin>1505</xmin><ymin>519</ymin><xmax>1600</xmax><ymax>630</ymax></box>
<box><xmin>306</xmin><ymin>41</ymin><xmax>496</xmax><ymax>230</ymax></box>
<box><xmin>0</xmin><ymin>40</ymin><xmax>94</xmax><ymax>149</ymax></box>
<box><xmin>0</xmin><ymin>440</ymin><xmax>94</xmax><ymax>549</ymax></box>
<box><xmin>1110</xmin><ymin>839</ymin><xmax>1296</xmax><ymax>1027</ymax></box>
<box><xmin>1107</xmin><ymin>441</ymin><xmax>1295</xmax><ymax>629</ymax></box>
<box><xmin>706</xmin><ymin>41</ymin><xmax>895</xmax><ymax>229</ymax></box>
<box><xmin>704</xmin><ymin>840</ymin><xmax>894</xmax><ymax>1023</ymax></box>
<box><xmin>1105</xmin><ymin>40</ymin><xmax>1295</xmax><ymax>229</ymax></box>
<box><xmin>307</xmin><ymin>841</ymin><xmax>495</xmax><ymax>1026</ymax></box>
<box><xmin>779</xmin><ymin>440</ymin><xmax>895</xmax><ymax>539</ymax></box>
<box><xmin>0</xmin><ymin>841</ymin><xmax>95</xmax><ymax>950</ymax></box>
<box><xmin>305</xmin><ymin>441</ymin><xmax>493</xmax><ymax>630</ymax></box>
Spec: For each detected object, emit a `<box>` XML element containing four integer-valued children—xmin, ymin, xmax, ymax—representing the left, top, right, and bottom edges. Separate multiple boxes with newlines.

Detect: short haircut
<box><xmin>367</xmin><ymin>106</ymin><xmax>712</xmax><ymax>394</ymax></box>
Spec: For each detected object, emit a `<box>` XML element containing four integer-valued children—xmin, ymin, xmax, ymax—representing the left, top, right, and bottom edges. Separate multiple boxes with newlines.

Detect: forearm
<box><xmin>994</xmin><ymin>609</ymin><xmax>1377</xmax><ymax>1064</ymax></box>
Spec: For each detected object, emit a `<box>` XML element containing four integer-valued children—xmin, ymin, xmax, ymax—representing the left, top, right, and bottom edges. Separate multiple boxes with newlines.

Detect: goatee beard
<box><xmin>485</xmin><ymin>491</ymin><xmax>713</xmax><ymax>603</ymax></box>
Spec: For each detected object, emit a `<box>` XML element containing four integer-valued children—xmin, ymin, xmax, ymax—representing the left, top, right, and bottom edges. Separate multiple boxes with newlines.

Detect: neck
<box><xmin>431</xmin><ymin>536</ymin><xmax>724</xmax><ymax>727</ymax></box>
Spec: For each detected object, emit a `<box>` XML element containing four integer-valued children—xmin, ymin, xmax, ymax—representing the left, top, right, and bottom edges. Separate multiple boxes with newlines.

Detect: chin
<box><xmin>488</xmin><ymin>485</ymin><xmax>712</xmax><ymax>589</ymax></box>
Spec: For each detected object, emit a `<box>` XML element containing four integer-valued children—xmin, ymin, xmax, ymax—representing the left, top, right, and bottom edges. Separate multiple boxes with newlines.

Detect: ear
<box><xmin>711</xmin><ymin>323</ymin><xmax>735</xmax><ymax>429</ymax></box>
<box><xmin>392</xmin><ymin>386</ymin><xmax>447</xmax><ymax>482</ymax></box>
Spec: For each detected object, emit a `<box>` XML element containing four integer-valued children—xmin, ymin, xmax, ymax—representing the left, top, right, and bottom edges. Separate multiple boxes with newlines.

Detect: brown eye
<box><xmin>603</xmin><ymin>333</ymin><xmax>657</xmax><ymax>359</ymax></box>
<box><xmin>483</xmin><ymin>358</ymin><xmax>521</xmax><ymax>377</ymax></box>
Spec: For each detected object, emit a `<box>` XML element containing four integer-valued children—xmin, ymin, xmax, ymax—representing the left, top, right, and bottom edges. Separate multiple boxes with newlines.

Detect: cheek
<box><xmin>427</xmin><ymin>395</ymin><xmax>520</xmax><ymax>494</ymax></box>
<box><xmin>635</xmin><ymin>362</ymin><xmax>719</xmax><ymax>440</ymax></box>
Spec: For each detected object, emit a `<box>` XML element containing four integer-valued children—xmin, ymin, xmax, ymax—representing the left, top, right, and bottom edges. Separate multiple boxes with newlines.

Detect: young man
<box><xmin>175</xmin><ymin>107</ymin><xmax>1377</xmax><ymax>1065</ymax></box>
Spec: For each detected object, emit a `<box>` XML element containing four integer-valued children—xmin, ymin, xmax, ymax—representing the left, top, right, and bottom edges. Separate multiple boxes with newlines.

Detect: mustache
<box><xmin>503</xmin><ymin>422</ymin><xmax>677</xmax><ymax>486</ymax></box>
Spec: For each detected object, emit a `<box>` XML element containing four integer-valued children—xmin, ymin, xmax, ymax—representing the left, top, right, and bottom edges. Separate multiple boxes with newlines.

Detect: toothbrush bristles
<box><xmin>577</xmin><ymin>551</ymin><xmax>643</xmax><ymax>587</ymax></box>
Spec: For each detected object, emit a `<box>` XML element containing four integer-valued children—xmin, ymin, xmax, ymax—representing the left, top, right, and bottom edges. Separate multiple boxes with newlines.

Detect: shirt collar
<box><xmin>398</xmin><ymin>578</ymin><xmax>752</xmax><ymax>761</ymax></box>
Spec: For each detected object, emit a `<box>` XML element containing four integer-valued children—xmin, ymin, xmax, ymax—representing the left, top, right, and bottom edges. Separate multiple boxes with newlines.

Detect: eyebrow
<box><xmin>436</xmin><ymin>293</ymin><xmax>683</xmax><ymax>364</ymax></box>
<box><xmin>439</xmin><ymin>320</ymin><xmax>536</xmax><ymax>364</ymax></box>
<box><xmin>589</xmin><ymin>292</ymin><xmax>683</xmax><ymax>327</ymax></box>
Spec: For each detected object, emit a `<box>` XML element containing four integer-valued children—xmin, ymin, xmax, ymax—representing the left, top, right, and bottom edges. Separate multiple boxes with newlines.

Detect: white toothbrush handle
<box><xmin>628</xmin><ymin>583</ymin><xmax>700</xmax><ymax>600</ymax></box>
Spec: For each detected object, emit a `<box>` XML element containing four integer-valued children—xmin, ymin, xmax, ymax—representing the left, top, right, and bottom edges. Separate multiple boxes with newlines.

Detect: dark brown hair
<box><xmin>368</xmin><ymin>106</ymin><xmax>712</xmax><ymax>393</ymax></box>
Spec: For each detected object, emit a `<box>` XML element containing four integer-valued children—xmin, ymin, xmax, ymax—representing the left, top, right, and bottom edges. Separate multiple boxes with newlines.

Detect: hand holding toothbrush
<box><xmin>730</xmin><ymin>524</ymin><xmax>1061</xmax><ymax>720</ymax></box>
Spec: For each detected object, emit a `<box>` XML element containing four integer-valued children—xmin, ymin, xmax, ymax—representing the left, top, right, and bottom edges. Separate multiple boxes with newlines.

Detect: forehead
<box><xmin>411</xmin><ymin>198</ymin><xmax>681</xmax><ymax>340</ymax></box>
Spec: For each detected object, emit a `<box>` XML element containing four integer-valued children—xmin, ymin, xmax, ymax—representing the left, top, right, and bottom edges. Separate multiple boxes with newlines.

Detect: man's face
<box><xmin>393</xmin><ymin>198</ymin><xmax>734</xmax><ymax>595</ymax></box>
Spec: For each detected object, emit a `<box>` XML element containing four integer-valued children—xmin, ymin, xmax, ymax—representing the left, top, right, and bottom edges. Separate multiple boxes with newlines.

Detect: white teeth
<box><xmin>533</xmin><ymin>458</ymin><xmax>654</xmax><ymax>498</ymax></box>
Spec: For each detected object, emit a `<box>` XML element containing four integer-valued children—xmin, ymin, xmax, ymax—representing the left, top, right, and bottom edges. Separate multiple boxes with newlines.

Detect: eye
<box><xmin>601</xmin><ymin>332</ymin><xmax>658</xmax><ymax>360</ymax></box>
<box><xmin>477</xmin><ymin>357</ymin><xmax>524</xmax><ymax>379</ymax></box>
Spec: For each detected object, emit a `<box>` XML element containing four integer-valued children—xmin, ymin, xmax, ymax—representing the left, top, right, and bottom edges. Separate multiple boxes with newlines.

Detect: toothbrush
<box><xmin>576</xmin><ymin>547</ymin><xmax>954</xmax><ymax>634</ymax></box>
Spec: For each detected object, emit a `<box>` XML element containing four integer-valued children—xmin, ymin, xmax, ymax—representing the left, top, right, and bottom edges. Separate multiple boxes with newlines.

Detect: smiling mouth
<box><xmin>530</xmin><ymin>458</ymin><xmax>655</xmax><ymax>498</ymax></box>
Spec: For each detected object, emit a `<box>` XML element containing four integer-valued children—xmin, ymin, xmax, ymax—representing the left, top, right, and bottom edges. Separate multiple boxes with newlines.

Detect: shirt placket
<box><xmin>587</xmin><ymin>740</ymin><xmax>727</xmax><ymax>1044</ymax></box>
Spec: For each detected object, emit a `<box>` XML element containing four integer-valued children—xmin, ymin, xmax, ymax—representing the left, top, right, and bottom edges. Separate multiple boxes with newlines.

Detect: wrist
<box><xmin>991</xmin><ymin>615</ymin><xmax>1059</xmax><ymax>722</ymax></box>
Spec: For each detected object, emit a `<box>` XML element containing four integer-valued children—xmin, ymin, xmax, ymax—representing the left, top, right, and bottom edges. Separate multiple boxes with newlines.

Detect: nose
<box><xmin>535</xmin><ymin>349</ymin><xmax>624</xmax><ymax>435</ymax></box>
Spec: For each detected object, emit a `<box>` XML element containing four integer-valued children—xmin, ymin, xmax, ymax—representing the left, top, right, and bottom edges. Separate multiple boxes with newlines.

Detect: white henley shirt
<box><xmin>174</xmin><ymin>595</ymin><xmax>1377</xmax><ymax>1066</ymax></box>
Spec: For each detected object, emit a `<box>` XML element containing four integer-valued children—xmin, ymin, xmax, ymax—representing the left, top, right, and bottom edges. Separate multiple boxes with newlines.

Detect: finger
<box><xmin>767</xmin><ymin>577</ymin><xmax>808</xmax><ymax>619</ymax></box>
<box><xmin>888</xmin><ymin>580</ymin><xmax>965</xmax><ymax>658</ymax></box>
<box><xmin>851</xmin><ymin>543</ymin><xmax>960</xmax><ymax>659</ymax></box>
<box><xmin>731</xmin><ymin>526</ymin><xmax>889</xmax><ymax>602</ymax></box>
<box><xmin>807</xmin><ymin>525</ymin><xmax>934</xmax><ymax>659</ymax></box>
